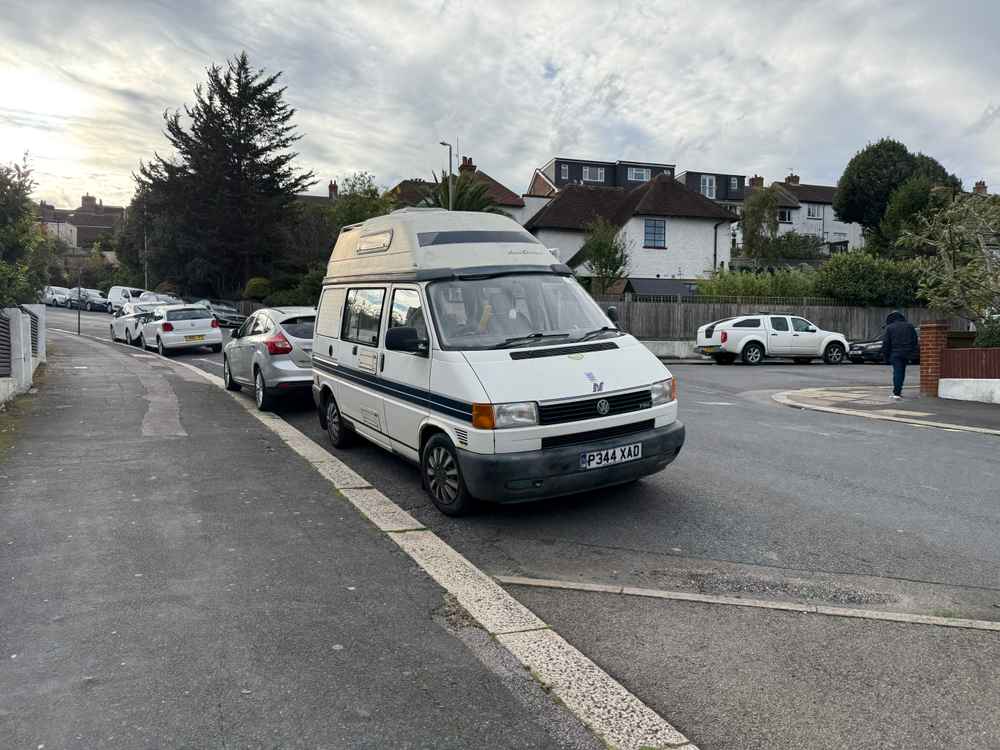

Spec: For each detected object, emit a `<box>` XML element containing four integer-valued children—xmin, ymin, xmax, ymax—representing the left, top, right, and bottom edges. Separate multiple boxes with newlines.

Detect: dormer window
<box><xmin>627</xmin><ymin>167</ymin><xmax>651</xmax><ymax>182</ymax></box>
<box><xmin>700</xmin><ymin>175</ymin><xmax>716</xmax><ymax>199</ymax></box>
<box><xmin>582</xmin><ymin>166</ymin><xmax>605</xmax><ymax>182</ymax></box>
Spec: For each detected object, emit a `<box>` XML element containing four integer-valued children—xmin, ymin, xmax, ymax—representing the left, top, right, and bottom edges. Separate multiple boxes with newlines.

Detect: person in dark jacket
<box><xmin>881</xmin><ymin>311</ymin><xmax>919</xmax><ymax>398</ymax></box>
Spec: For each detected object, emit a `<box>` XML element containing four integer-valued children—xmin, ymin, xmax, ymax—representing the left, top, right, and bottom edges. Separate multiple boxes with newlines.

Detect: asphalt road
<box><xmin>47</xmin><ymin>307</ymin><xmax>1000</xmax><ymax>748</ymax></box>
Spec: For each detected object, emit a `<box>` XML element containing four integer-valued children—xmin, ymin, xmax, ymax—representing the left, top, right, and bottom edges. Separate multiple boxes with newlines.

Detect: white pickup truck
<box><xmin>695</xmin><ymin>313</ymin><xmax>849</xmax><ymax>365</ymax></box>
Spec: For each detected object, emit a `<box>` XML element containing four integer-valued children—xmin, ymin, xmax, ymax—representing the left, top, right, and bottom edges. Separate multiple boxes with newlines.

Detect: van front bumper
<box><xmin>457</xmin><ymin>420</ymin><xmax>685</xmax><ymax>503</ymax></box>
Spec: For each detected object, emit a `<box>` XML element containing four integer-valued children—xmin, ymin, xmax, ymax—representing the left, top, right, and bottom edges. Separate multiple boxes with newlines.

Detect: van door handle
<box><xmin>379</xmin><ymin>353</ymin><xmax>385</xmax><ymax>372</ymax></box>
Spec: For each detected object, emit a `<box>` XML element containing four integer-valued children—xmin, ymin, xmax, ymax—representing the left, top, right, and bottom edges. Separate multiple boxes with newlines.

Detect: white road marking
<box><xmin>57</xmin><ymin>329</ymin><xmax>699</xmax><ymax>750</ymax></box>
<box><xmin>496</xmin><ymin>576</ymin><xmax>1000</xmax><ymax>633</ymax></box>
<box><xmin>695</xmin><ymin>401</ymin><xmax>734</xmax><ymax>406</ymax></box>
<box><xmin>194</xmin><ymin>358</ymin><xmax>223</xmax><ymax>368</ymax></box>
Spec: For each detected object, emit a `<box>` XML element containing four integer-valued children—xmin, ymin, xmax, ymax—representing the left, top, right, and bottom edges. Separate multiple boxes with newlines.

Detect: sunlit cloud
<box><xmin>1</xmin><ymin>0</ymin><xmax>998</xmax><ymax>209</ymax></box>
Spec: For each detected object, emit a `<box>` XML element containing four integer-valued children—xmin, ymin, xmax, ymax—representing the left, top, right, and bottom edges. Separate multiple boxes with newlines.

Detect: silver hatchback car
<box><xmin>223</xmin><ymin>306</ymin><xmax>315</xmax><ymax>410</ymax></box>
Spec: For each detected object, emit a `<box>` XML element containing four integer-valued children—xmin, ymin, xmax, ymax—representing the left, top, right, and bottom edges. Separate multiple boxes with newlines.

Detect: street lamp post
<box><xmin>439</xmin><ymin>141</ymin><xmax>453</xmax><ymax>211</ymax></box>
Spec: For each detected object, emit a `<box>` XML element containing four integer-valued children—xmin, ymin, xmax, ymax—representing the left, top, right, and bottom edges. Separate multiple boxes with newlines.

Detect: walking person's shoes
<box><xmin>891</xmin><ymin>394</ymin><xmax>902</xmax><ymax>400</ymax></box>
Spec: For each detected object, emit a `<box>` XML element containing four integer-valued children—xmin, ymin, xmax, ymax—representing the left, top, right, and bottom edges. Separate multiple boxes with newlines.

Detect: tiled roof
<box><xmin>524</xmin><ymin>184</ymin><xmax>626</xmax><ymax>231</ymax></box>
<box><xmin>779</xmin><ymin>182</ymin><xmax>837</xmax><ymax>204</ymax></box>
<box><xmin>613</xmin><ymin>173</ymin><xmax>735</xmax><ymax>223</ymax></box>
<box><xmin>388</xmin><ymin>179</ymin><xmax>433</xmax><ymax>207</ymax></box>
<box><xmin>388</xmin><ymin>169</ymin><xmax>525</xmax><ymax>208</ymax></box>
<box><xmin>474</xmin><ymin>169</ymin><xmax>524</xmax><ymax>207</ymax></box>
<box><xmin>526</xmin><ymin>170</ymin><xmax>556</xmax><ymax>197</ymax></box>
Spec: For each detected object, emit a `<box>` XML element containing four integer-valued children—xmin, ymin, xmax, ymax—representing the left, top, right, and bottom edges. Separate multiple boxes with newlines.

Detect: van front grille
<box><xmin>541</xmin><ymin>420</ymin><xmax>654</xmax><ymax>449</ymax></box>
<box><xmin>538</xmin><ymin>389</ymin><xmax>652</xmax><ymax>425</ymax></box>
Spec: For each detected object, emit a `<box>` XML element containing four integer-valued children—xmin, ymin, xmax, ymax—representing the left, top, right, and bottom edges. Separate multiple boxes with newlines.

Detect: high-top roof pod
<box><xmin>327</xmin><ymin>208</ymin><xmax>565</xmax><ymax>282</ymax></box>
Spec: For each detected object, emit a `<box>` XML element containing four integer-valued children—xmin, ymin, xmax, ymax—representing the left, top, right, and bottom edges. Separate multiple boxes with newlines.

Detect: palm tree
<box><xmin>425</xmin><ymin>171</ymin><xmax>508</xmax><ymax>215</ymax></box>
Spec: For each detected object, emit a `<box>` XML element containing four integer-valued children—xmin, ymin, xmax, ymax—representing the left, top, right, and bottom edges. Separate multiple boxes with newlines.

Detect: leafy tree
<box><xmin>697</xmin><ymin>269</ymin><xmax>818</xmax><ymax>298</ymax></box>
<box><xmin>426</xmin><ymin>171</ymin><xmax>507</xmax><ymax>214</ymax></box>
<box><xmin>813</xmin><ymin>251</ymin><xmax>922</xmax><ymax>307</ymax></box>
<box><xmin>136</xmin><ymin>51</ymin><xmax>315</xmax><ymax>297</ymax></box>
<box><xmin>266</xmin><ymin>265</ymin><xmax>325</xmax><ymax>306</ymax></box>
<box><xmin>901</xmin><ymin>192</ymin><xmax>1000</xmax><ymax>324</ymax></box>
<box><xmin>328</xmin><ymin>172</ymin><xmax>393</xmax><ymax>230</ymax></box>
<box><xmin>242</xmin><ymin>276</ymin><xmax>272</xmax><ymax>301</ymax></box>
<box><xmin>0</xmin><ymin>156</ymin><xmax>50</xmax><ymax>305</ymax></box>
<box><xmin>739</xmin><ymin>186</ymin><xmax>780</xmax><ymax>263</ymax></box>
<box><xmin>834</xmin><ymin>138</ymin><xmax>960</xmax><ymax>236</ymax></box>
<box><xmin>579</xmin><ymin>218</ymin><xmax>630</xmax><ymax>294</ymax></box>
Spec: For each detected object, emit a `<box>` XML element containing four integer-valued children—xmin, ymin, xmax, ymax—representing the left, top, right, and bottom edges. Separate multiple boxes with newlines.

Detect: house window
<box><xmin>807</xmin><ymin>204</ymin><xmax>822</xmax><ymax>219</ymax></box>
<box><xmin>700</xmin><ymin>175</ymin><xmax>716</xmax><ymax>199</ymax></box>
<box><xmin>777</xmin><ymin>208</ymin><xmax>793</xmax><ymax>223</ymax></box>
<box><xmin>560</xmin><ymin>163</ymin><xmax>568</xmax><ymax>180</ymax></box>
<box><xmin>627</xmin><ymin>167</ymin><xmax>651</xmax><ymax>182</ymax></box>
<box><xmin>729</xmin><ymin>176</ymin><xmax>738</xmax><ymax>192</ymax></box>
<box><xmin>582</xmin><ymin>166</ymin><xmax>605</xmax><ymax>182</ymax></box>
<box><xmin>644</xmin><ymin>218</ymin><xmax>666</xmax><ymax>248</ymax></box>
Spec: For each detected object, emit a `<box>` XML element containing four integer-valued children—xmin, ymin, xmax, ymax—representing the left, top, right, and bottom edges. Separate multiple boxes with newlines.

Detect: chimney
<box><xmin>328</xmin><ymin>180</ymin><xmax>338</xmax><ymax>200</ymax></box>
<box><xmin>973</xmin><ymin>180</ymin><xmax>988</xmax><ymax>195</ymax></box>
<box><xmin>459</xmin><ymin>155</ymin><xmax>476</xmax><ymax>174</ymax></box>
<box><xmin>748</xmin><ymin>175</ymin><xmax>765</xmax><ymax>189</ymax></box>
<box><xmin>785</xmin><ymin>173</ymin><xmax>800</xmax><ymax>185</ymax></box>
<box><xmin>81</xmin><ymin>194</ymin><xmax>97</xmax><ymax>211</ymax></box>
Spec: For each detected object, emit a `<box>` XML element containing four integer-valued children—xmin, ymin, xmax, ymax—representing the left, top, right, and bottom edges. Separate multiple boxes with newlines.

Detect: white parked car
<box><xmin>109</xmin><ymin>303</ymin><xmax>159</xmax><ymax>346</ymax></box>
<box><xmin>42</xmin><ymin>285</ymin><xmax>70</xmax><ymax>306</ymax></box>
<box><xmin>695</xmin><ymin>313</ymin><xmax>849</xmax><ymax>365</ymax></box>
<box><xmin>138</xmin><ymin>304</ymin><xmax>223</xmax><ymax>356</ymax></box>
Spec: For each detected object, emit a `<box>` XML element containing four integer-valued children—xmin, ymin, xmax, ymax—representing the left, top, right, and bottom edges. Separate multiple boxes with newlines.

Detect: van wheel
<box><xmin>741</xmin><ymin>341</ymin><xmax>765</xmax><ymax>365</ymax></box>
<box><xmin>824</xmin><ymin>342</ymin><xmax>846</xmax><ymax>365</ymax></box>
<box><xmin>325</xmin><ymin>396</ymin><xmax>353</xmax><ymax>448</ymax></box>
<box><xmin>223</xmin><ymin>357</ymin><xmax>241</xmax><ymax>392</ymax></box>
<box><xmin>422</xmin><ymin>434</ymin><xmax>475</xmax><ymax>516</ymax></box>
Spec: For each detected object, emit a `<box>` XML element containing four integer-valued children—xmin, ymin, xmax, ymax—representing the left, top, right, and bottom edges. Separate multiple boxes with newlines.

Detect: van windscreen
<box><xmin>427</xmin><ymin>273</ymin><xmax>615</xmax><ymax>350</ymax></box>
<box><xmin>417</xmin><ymin>230</ymin><xmax>542</xmax><ymax>247</ymax></box>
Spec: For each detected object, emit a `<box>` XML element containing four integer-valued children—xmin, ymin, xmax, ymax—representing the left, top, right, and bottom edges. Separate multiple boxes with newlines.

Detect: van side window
<box><xmin>316</xmin><ymin>289</ymin><xmax>344</xmax><ymax>338</ymax></box>
<box><xmin>342</xmin><ymin>288</ymin><xmax>386</xmax><ymax>346</ymax></box>
<box><xmin>389</xmin><ymin>289</ymin><xmax>427</xmax><ymax>341</ymax></box>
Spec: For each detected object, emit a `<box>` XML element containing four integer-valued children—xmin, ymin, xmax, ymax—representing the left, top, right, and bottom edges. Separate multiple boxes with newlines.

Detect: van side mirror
<box><xmin>386</xmin><ymin>326</ymin><xmax>428</xmax><ymax>356</ymax></box>
<box><xmin>606</xmin><ymin>306</ymin><xmax>619</xmax><ymax>324</ymax></box>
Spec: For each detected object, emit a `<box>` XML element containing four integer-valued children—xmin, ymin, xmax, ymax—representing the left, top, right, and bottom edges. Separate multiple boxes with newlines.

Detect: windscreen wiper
<box><xmin>491</xmin><ymin>332</ymin><xmax>570</xmax><ymax>349</ymax></box>
<box><xmin>576</xmin><ymin>326</ymin><xmax>621</xmax><ymax>342</ymax></box>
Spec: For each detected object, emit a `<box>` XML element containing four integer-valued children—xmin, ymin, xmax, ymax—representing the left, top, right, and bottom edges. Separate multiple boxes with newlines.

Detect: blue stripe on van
<box><xmin>312</xmin><ymin>358</ymin><xmax>474</xmax><ymax>423</ymax></box>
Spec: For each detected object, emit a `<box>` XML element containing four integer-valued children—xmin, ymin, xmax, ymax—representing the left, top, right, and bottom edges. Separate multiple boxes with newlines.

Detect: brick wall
<box><xmin>919</xmin><ymin>321</ymin><xmax>949</xmax><ymax>396</ymax></box>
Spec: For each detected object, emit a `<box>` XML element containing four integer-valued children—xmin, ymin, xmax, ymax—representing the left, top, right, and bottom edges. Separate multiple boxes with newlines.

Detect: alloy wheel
<box><xmin>255</xmin><ymin>372</ymin><xmax>264</xmax><ymax>408</ymax></box>
<box><xmin>425</xmin><ymin>446</ymin><xmax>459</xmax><ymax>506</ymax></box>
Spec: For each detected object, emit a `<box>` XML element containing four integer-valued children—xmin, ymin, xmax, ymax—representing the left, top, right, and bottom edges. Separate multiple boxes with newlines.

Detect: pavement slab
<box><xmin>0</xmin><ymin>334</ymin><xmax>603</xmax><ymax>750</ymax></box>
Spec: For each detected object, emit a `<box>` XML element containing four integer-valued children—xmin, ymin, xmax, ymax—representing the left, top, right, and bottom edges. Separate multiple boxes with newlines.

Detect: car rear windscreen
<box><xmin>167</xmin><ymin>308</ymin><xmax>212</xmax><ymax>321</ymax></box>
<box><xmin>281</xmin><ymin>316</ymin><xmax>315</xmax><ymax>338</ymax></box>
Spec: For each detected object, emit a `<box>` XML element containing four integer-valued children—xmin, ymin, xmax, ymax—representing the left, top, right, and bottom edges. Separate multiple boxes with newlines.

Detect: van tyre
<box><xmin>325</xmin><ymin>396</ymin><xmax>353</xmax><ymax>449</ymax></box>
<box><xmin>254</xmin><ymin>369</ymin><xmax>274</xmax><ymax>412</ymax></box>
<box><xmin>223</xmin><ymin>357</ymin><xmax>241</xmax><ymax>392</ymax></box>
<box><xmin>712</xmin><ymin>353</ymin><xmax>736</xmax><ymax>365</ymax></box>
<box><xmin>824</xmin><ymin>342</ymin><xmax>846</xmax><ymax>365</ymax></box>
<box><xmin>741</xmin><ymin>341</ymin><xmax>765</xmax><ymax>365</ymax></box>
<box><xmin>421</xmin><ymin>434</ymin><xmax>475</xmax><ymax>516</ymax></box>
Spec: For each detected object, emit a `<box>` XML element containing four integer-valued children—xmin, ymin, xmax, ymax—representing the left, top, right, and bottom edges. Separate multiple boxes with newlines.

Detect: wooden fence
<box><xmin>592</xmin><ymin>295</ymin><xmax>959</xmax><ymax>342</ymax></box>
<box><xmin>941</xmin><ymin>348</ymin><xmax>1000</xmax><ymax>379</ymax></box>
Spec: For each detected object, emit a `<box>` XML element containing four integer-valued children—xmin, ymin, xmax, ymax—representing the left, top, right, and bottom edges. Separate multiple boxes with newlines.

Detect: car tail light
<box><xmin>211</xmin><ymin>319</ymin><xmax>220</xmax><ymax>328</ymax></box>
<box><xmin>264</xmin><ymin>332</ymin><xmax>293</xmax><ymax>355</ymax></box>
<box><xmin>162</xmin><ymin>322</ymin><xmax>174</xmax><ymax>332</ymax></box>
<box><xmin>720</xmin><ymin>331</ymin><xmax>728</xmax><ymax>344</ymax></box>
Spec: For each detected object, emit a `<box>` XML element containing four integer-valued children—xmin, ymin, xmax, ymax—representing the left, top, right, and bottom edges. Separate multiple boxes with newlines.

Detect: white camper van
<box><xmin>312</xmin><ymin>209</ymin><xmax>685</xmax><ymax>515</ymax></box>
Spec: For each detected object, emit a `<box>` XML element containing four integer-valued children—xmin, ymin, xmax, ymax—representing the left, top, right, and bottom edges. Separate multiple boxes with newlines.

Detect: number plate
<box><xmin>580</xmin><ymin>442</ymin><xmax>642</xmax><ymax>470</ymax></box>
<box><xmin>700</xmin><ymin>345</ymin><xmax>719</xmax><ymax>353</ymax></box>
<box><xmin>184</xmin><ymin>335</ymin><xmax>205</xmax><ymax>342</ymax></box>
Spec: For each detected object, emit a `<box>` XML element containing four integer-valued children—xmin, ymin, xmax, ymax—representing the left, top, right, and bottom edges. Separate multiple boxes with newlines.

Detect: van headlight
<box><xmin>493</xmin><ymin>402</ymin><xmax>539</xmax><ymax>429</ymax></box>
<box><xmin>650</xmin><ymin>378</ymin><xmax>676</xmax><ymax>405</ymax></box>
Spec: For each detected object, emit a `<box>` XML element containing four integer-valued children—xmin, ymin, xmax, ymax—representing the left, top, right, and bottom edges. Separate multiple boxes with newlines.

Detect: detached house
<box><xmin>524</xmin><ymin>172</ymin><xmax>734</xmax><ymax>294</ymax></box>
<box><xmin>772</xmin><ymin>174</ymin><xmax>864</xmax><ymax>250</ymax></box>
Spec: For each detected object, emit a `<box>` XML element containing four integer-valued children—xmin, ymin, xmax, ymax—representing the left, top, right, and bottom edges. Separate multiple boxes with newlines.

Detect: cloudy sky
<box><xmin>2</xmin><ymin>0</ymin><xmax>998</xmax><ymax>209</ymax></box>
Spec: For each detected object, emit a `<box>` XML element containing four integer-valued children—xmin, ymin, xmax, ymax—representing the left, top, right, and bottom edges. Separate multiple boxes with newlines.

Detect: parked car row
<box><xmin>110</xmin><ymin>303</ymin><xmax>224</xmax><ymax>355</ymax></box>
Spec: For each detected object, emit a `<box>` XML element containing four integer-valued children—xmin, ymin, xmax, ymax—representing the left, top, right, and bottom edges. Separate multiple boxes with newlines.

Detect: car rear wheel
<box><xmin>210</xmin><ymin>343</ymin><xmax>222</xmax><ymax>353</ymax></box>
<box><xmin>254</xmin><ymin>369</ymin><xmax>274</xmax><ymax>412</ymax></box>
<box><xmin>110</xmin><ymin>325</ymin><xmax>116</xmax><ymax>341</ymax></box>
<box><xmin>223</xmin><ymin>357</ymin><xmax>241</xmax><ymax>392</ymax></box>
<box><xmin>325</xmin><ymin>396</ymin><xmax>354</xmax><ymax>449</ymax></box>
<box><xmin>157</xmin><ymin>337</ymin><xmax>170</xmax><ymax>358</ymax></box>
<box><xmin>741</xmin><ymin>341</ymin><xmax>765</xmax><ymax>365</ymax></box>
<box><xmin>824</xmin><ymin>342</ymin><xmax>846</xmax><ymax>365</ymax></box>
<box><xmin>125</xmin><ymin>330</ymin><xmax>132</xmax><ymax>346</ymax></box>
<box><xmin>421</xmin><ymin>434</ymin><xmax>475</xmax><ymax>516</ymax></box>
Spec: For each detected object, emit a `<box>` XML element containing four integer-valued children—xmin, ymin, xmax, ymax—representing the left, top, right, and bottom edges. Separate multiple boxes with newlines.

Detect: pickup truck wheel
<box><xmin>824</xmin><ymin>342</ymin><xmax>846</xmax><ymax>365</ymax></box>
<box><xmin>741</xmin><ymin>341</ymin><xmax>765</xmax><ymax>365</ymax></box>
<box><xmin>422</xmin><ymin>434</ymin><xmax>475</xmax><ymax>516</ymax></box>
<box><xmin>712</xmin><ymin>353</ymin><xmax>736</xmax><ymax>365</ymax></box>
